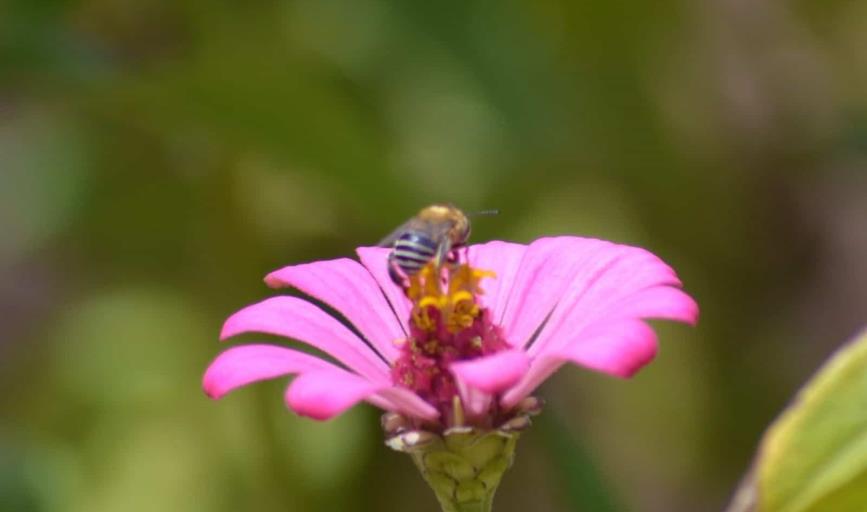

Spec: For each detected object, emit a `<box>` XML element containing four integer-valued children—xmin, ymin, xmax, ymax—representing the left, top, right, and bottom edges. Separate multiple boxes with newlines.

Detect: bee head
<box><xmin>451</xmin><ymin>209</ymin><xmax>471</xmax><ymax>246</ymax></box>
<box><xmin>420</xmin><ymin>204</ymin><xmax>471</xmax><ymax>246</ymax></box>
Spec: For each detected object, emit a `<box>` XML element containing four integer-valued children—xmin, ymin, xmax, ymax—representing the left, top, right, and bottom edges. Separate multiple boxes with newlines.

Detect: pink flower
<box><xmin>203</xmin><ymin>237</ymin><xmax>698</xmax><ymax>428</ymax></box>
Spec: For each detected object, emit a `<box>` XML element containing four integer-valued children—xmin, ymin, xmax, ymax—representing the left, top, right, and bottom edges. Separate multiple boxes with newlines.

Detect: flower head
<box><xmin>203</xmin><ymin>237</ymin><xmax>698</xmax><ymax>428</ymax></box>
<box><xmin>204</xmin><ymin>236</ymin><xmax>698</xmax><ymax>511</ymax></box>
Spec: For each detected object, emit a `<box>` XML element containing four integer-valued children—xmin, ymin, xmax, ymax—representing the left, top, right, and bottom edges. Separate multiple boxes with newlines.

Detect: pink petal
<box><xmin>499</xmin><ymin>237</ymin><xmax>617</xmax><ymax>347</ymax></box>
<box><xmin>356</xmin><ymin>246</ymin><xmax>411</xmax><ymax>334</ymax></box>
<box><xmin>451</xmin><ymin>349</ymin><xmax>531</xmax><ymax>419</ymax></box>
<box><xmin>203</xmin><ymin>344</ymin><xmax>438</xmax><ymax>421</ymax></box>
<box><xmin>372</xmin><ymin>387</ymin><xmax>439</xmax><ymax>421</ymax></box>
<box><xmin>466</xmin><ymin>241</ymin><xmax>527</xmax><ymax>318</ymax></box>
<box><xmin>286</xmin><ymin>372</ymin><xmax>439</xmax><ymax>421</ymax></box>
<box><xmin>450</xmin><ymin>349</ymin><xmax>531</xmax><ymax>394</ymax></box>
<box><xmin>527</xmin><ymin>241</ymin><xmax>692</xmax><ymax>358</ymax></box>
<box><xmin>501</xmin><ymin>319</ymin><xmax>658</xmax><ymax>408</ymax></box>
<box><xmin>557</xmin><ymin>319</ymin><xmax>658</xmax><ymax>376</ymax></box>
<box><xmin>265</xmin><ymin>258</ymin><xmax>403</xmax><ymax>362</ymax></box>
<box><xmin>607</xmin><ymin>286</ymin><xmax>699</xmax><ymax>325</ymax></box>
<box><xmin>203</xmin><ymin>344</ymin><xmax>336</xmax><ymax>399</ymax></box>
<box><xmin>285</xmin><ymin>370</ymin><xmax>382</xmax><ymax>420</ymax></box>
<box><xmin>454</xmin><ymin>380</ymin><xmax>493</xmax><ymax>419</ymax></box>
<box><xmin>220</xmin><ymin>296</ymin><xmax>390</xmax><ymax>383</ymax></box>
<box><xmin>498</xmin><ymin>239</ymin><xmax>695</xmax><ymax>408</ymax></box>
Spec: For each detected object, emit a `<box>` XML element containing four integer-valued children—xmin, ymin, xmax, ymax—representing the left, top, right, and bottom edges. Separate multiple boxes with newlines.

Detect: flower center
<box><xmin>391</xmin><ymin>262</ymin><xmax>509</xmax><ymax>425</ymax></box>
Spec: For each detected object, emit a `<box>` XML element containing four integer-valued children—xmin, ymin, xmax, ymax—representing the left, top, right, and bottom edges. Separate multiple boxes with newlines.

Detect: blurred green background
<box><xmin>2</xmin><ymin>0</ymin><xmax>866</xmax><ymax>510</ymax></box>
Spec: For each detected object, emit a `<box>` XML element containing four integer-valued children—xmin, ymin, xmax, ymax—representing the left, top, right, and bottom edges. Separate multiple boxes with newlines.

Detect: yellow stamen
<box><xmin>407</xmin><ymin>262</ymin><xmax>495</xmax><ymax>333</ymax></box>
<box><xmin>449</xmin><ymin>265</ymin><xmax>495</xmax><ymax>296</ymax></box>
<box><xmin>412</xmin><ymin>307</ymin><xmax>437</xmax><ymax>332</ymax></box>
<box><xmin>448</xmin><ymin>293</ymin><xmax>479</xmax><ymax>332</ymax></box>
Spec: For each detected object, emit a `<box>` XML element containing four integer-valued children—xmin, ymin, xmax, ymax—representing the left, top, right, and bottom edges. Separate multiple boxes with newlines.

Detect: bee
<box><xmin>378</xmin><ymin>204</ymin><xmax>480</xmax><ymax>286</ymax></box>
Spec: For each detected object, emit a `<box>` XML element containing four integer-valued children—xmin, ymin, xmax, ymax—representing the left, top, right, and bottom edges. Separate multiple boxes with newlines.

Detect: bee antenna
<box><xmin>469</xmin><ymin>209</ymin><xmax>499</xmax><ymax>217</ymax></box>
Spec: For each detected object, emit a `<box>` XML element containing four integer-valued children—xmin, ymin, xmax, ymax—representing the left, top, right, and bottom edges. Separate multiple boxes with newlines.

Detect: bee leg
<box><xmin>445</xmin><ymin>250</ymin><xmax>459</xmax><ymax>265</ymax></box>
<box><xmin>387</xmin><ymin>253</ymin><xmax>408</xmax><ymax>288</ymax></box>
<box><xmin>433</xmin><ymin>240</ymin><xmax>454</xmax><ymax>286</ymax></box>
<box><xmin>445</xmin><ymin>245</ymin><xmax>467</xmax><ymax>266</ymax></box>
<box><xmin>434</xmin><ymin>239</ymin><xmax>454</xmax><ymax>269</ymax></box>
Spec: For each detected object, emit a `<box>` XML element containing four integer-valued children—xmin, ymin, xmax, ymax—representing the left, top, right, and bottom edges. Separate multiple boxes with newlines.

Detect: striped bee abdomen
<box><xmin>389</xmin><ymin>230</ymin><xmax>438</xmax><ymax>277</ymax></box>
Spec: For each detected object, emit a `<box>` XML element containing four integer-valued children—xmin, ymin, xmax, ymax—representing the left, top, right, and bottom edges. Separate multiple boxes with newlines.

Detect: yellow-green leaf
<box><xmin>728</xmin><ymin>328</ymin><xmax>867</xmax><ymax>512</ymax></box>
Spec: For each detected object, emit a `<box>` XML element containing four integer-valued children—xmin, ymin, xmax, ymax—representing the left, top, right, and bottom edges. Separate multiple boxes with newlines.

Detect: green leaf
<box><xmin>728</xmin><ymin>328</ymin><xmax>867</xmax><ymax>512</ymax></box>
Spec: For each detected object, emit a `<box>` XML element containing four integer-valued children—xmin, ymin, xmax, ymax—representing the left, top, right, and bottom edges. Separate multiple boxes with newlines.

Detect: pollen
<box><xmin>391</xmin><ymin>261</ymin><xmax>510</xmax><ymax>425</ymax></box>
<box><xmin>422</xmin><ymin>340</ymin><xmax>440</xmax><ymax>355</ymax></box>
<box><xmin>407</xmin><ymin>264</ymin><xmax>491</xmax><ymax>334</ymax></box>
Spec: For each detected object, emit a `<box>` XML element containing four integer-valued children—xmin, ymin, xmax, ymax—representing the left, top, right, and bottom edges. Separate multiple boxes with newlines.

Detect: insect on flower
<box><xmin>203</xmin><ymin>211</ymin><xmax>699</xmax><ymax>512</ymax></box>
<box><xmin>379</xmin><ymin>204</ymin><xmax>496</xmax><ymax>287</ymax></box>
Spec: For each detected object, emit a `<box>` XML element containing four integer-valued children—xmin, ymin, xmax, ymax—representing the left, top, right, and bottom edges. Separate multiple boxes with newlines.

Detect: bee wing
<box><xmin>377</xmin><ymin>215</ymin><xmax>454</xmax><ymax>250</ymax></box>
<box><xmin>376</xmin><ymin>218</ymin><xmax>418</xmax><ymax>247</ymax></box>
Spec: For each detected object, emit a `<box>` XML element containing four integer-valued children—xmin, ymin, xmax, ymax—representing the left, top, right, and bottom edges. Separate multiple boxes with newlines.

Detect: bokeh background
<box><xmin>2</xmin><ymin>0</ymin><xmax>866</xmax><ymax>511</ymax></box>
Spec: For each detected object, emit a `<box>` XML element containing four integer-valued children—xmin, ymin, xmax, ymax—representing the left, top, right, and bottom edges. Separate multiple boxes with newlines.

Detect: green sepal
<box><xmin>387</xmin><ymin>427</ymin><xmax>520</xmax><ymax>512</ymax></box>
